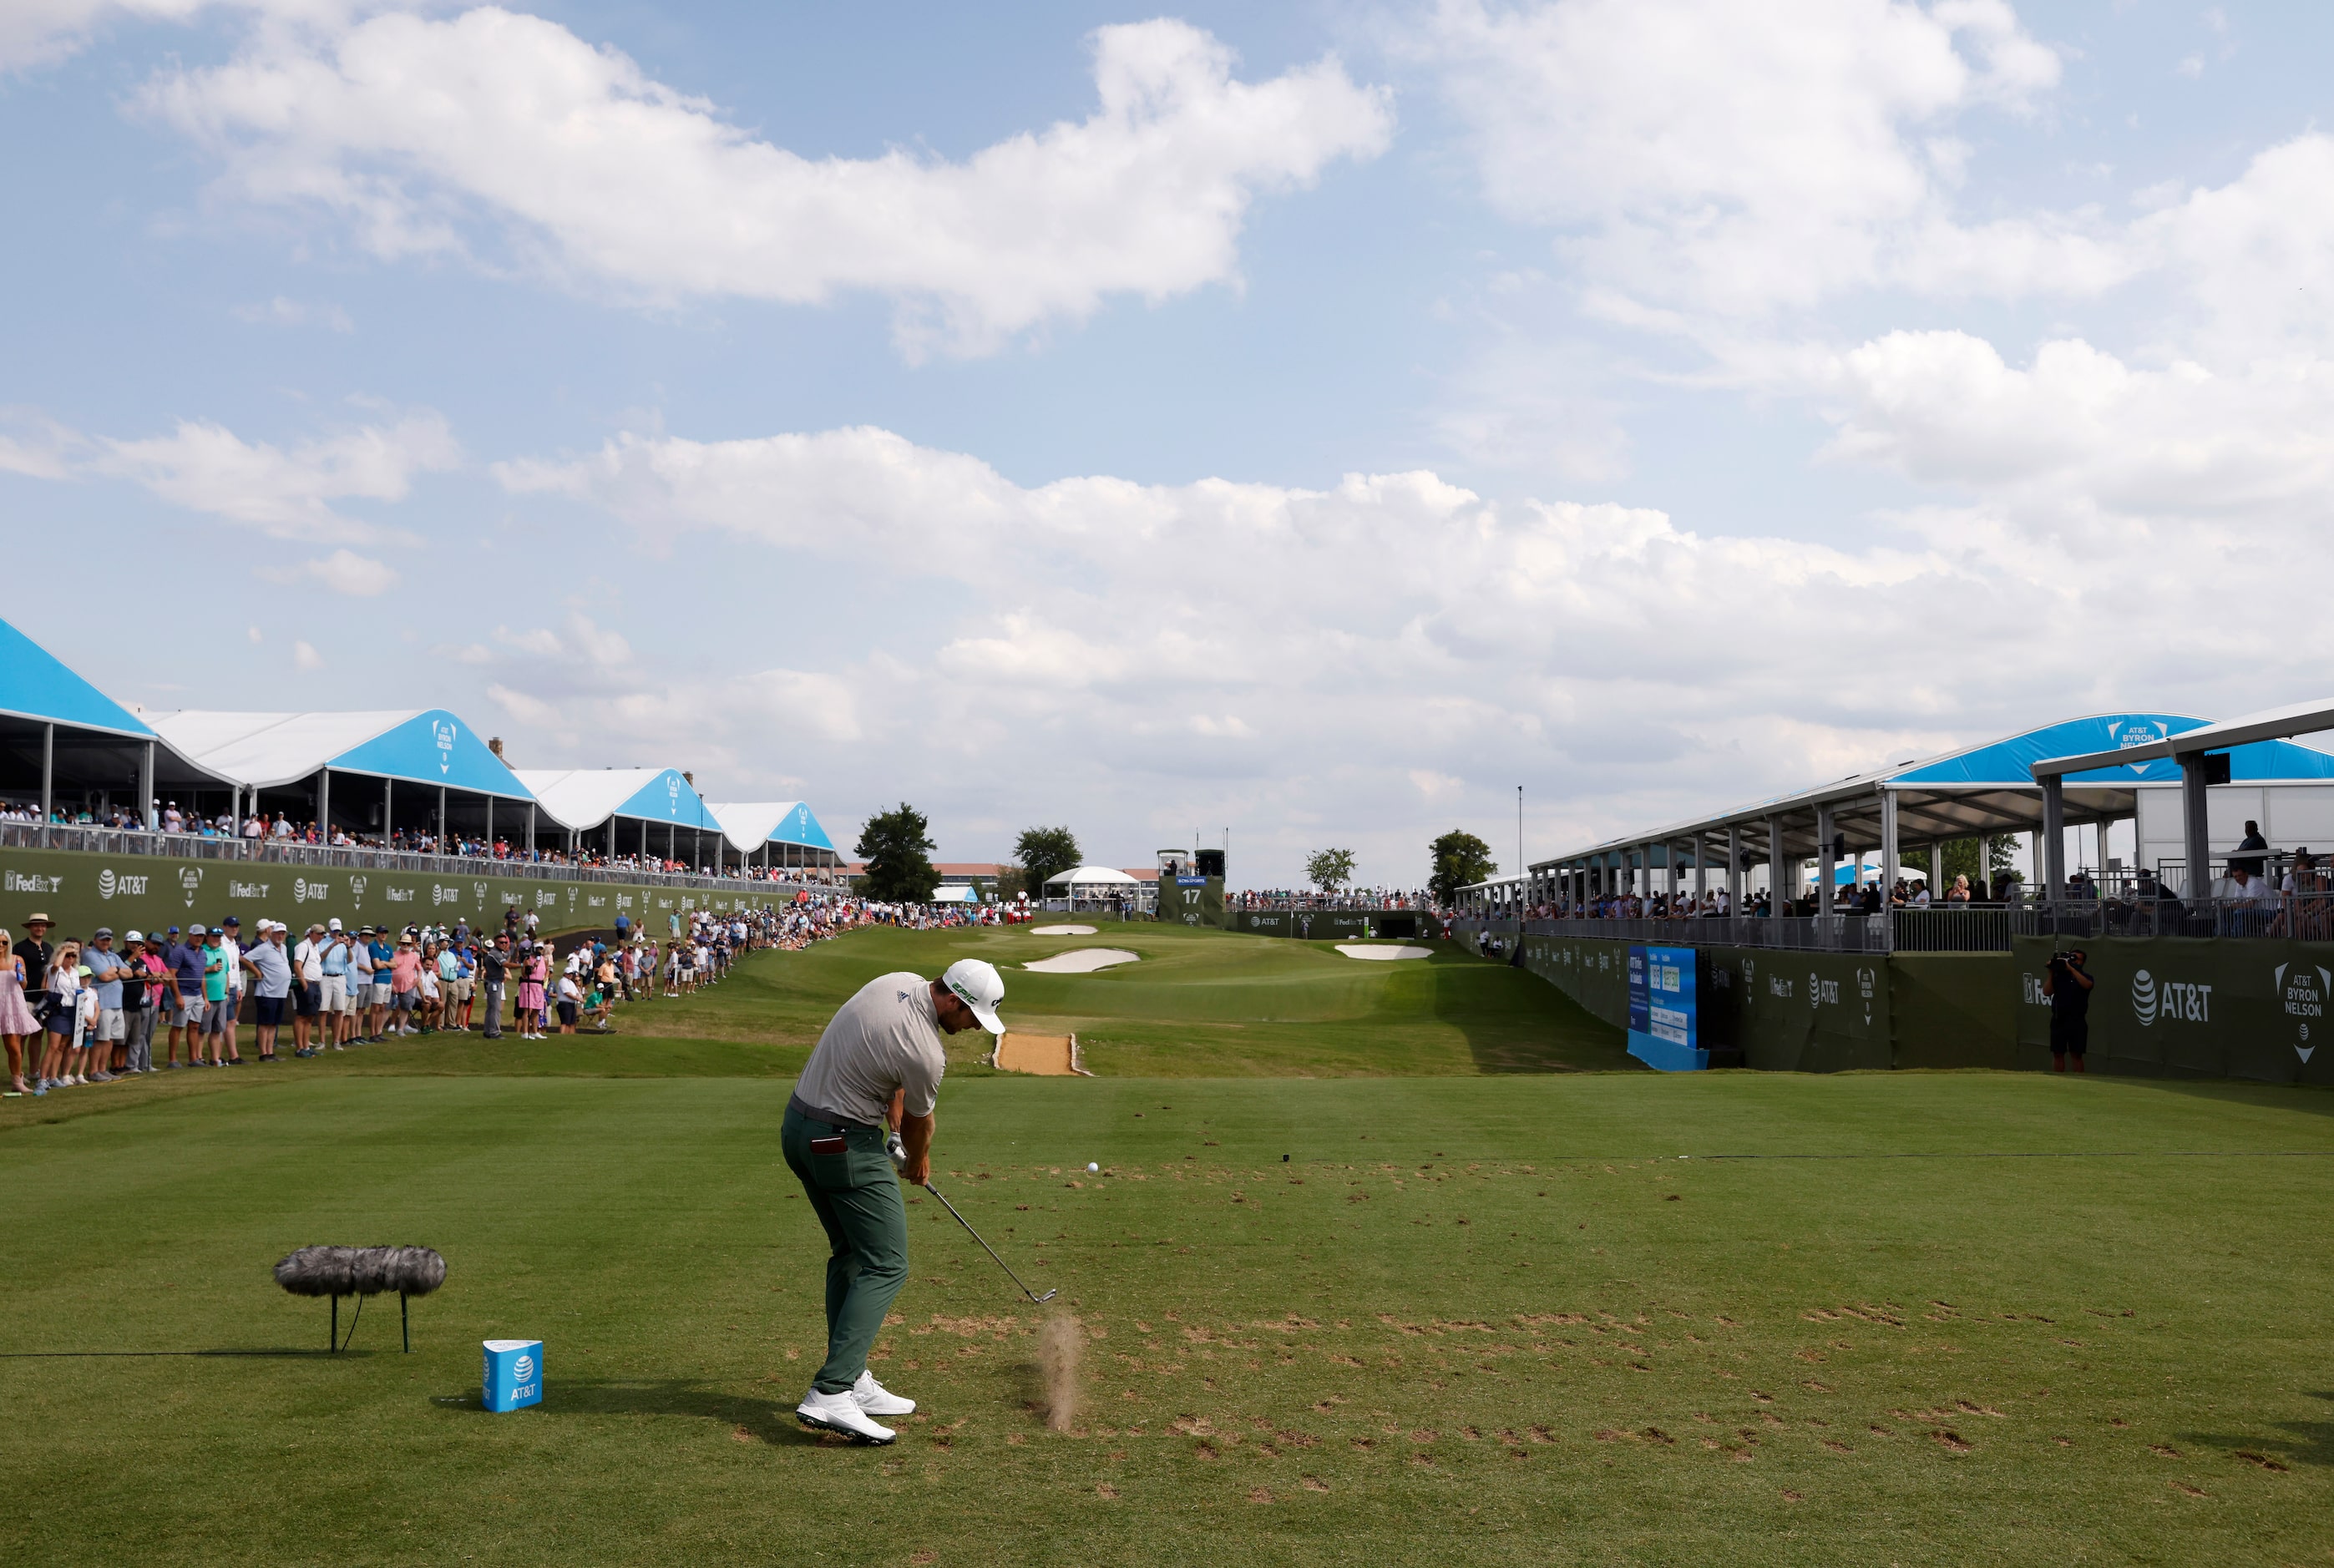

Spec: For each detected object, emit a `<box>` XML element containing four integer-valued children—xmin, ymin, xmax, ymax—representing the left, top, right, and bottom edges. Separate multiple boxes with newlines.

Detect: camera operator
<box><xmin>2043</xmin><ymin>947</ymin><xmax>2094</xmax><ymax>1073</ymax></box>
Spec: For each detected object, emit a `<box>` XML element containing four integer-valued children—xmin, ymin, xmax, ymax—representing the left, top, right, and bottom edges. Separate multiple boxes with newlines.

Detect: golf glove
<box><xmin>885</xmin><ymin>1131</ymin><xmax>907</xmax><ymax>1170</ymax></box>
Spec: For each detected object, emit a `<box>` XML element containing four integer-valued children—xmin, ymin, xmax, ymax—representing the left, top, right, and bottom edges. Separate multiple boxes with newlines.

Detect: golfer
<box><xmin>785</xmin><ymin>958</ymin><xmax>1005</xmax><ymax>1444</ymax></box>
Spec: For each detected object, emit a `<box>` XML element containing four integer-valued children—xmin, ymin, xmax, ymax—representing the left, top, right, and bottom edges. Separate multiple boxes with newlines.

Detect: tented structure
<box><xmin>0</xmin><ymin>616</ymin><xmax>192</xmax><ymax>824</ymax></box>
<box><xmin>1529</xmin><ymin>710</ymin><xmax>2334</xmax><ymax>910</ymax></box>
<box><xmin>1042</xmin><ymin>863</ymin><xmax>1148</xmax><ymax>913</ymax></box>
<box><xmin>706</xmin><ymin>800</ymin><xmax>843</xmax><ymax>873</ymax></box>
<box><xmin>515</xmin><ymin>766</ymin><xmax>728</xmax><ymax>871</ymax></box>
<box><xmin>150</xmin><ymin>709</ymin><xmax>536</xmax><ymax>847</ymax></box>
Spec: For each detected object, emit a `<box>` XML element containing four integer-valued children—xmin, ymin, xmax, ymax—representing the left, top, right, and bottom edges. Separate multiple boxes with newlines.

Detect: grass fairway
<box><xmin>3</xmin><ymin>929</ymin><xmax>2331</xmax><ymax>1565</ymax></box>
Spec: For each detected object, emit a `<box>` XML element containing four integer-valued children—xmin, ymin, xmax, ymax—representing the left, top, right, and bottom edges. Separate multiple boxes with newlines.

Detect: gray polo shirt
<box><xmin>792</xmin><ymin>972</ymin><xmax>947</xmax><ymax>1126</ymax></box>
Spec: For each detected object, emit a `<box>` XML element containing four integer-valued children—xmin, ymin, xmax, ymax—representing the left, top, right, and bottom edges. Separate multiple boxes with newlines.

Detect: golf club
<box><xmin>894</xmin><ymin>1137</ymin><xmax>1056</xmax><ymax>1305</ymax></box>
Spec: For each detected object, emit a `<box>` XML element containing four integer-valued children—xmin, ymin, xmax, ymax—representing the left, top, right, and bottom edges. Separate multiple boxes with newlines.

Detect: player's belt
<box><xmin>787</xmin><ymin>1092</ymin><xmax>881</xmax><ymax>1134</ymax></box>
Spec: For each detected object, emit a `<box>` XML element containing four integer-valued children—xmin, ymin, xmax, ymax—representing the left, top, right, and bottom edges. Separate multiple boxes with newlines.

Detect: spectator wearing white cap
<box><xmin>290</xmin><ymin>922</ymin><xmax>327</xmax><ymax>1055</ymax></box>
<box><xmin>240</xmin><ymin>921</ymin><xmax>293</xmax><ymax>1061</ymax></box>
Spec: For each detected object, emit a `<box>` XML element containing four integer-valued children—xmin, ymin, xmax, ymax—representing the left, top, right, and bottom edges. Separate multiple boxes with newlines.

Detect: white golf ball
<box><xmin>1086</xmin><ymin>1162</ymin><xmax>1100</xmax><ymax>1173</ymax></box>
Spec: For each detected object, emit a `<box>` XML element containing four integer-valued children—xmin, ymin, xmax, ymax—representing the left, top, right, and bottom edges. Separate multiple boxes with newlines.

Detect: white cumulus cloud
<box><xmin>95</xmin><ymin>408</ymin><xmax>459</xmax><ymax>539</ymax></box>
<box><xmin>142</xmin><ymin>10</ymin><xmax>1393</xmax><ymax>354</ymax></box>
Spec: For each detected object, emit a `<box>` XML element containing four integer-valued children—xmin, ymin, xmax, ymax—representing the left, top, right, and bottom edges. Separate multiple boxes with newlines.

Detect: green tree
<box><xmin>1305</xmin><ymin>847</ymin><xmax>1357</xmax><ymax>892</ymax></box>
<box><xmin>1931</xmin><ymin>835</ymin><xmax>2023</xmax><ymax>894</ymax></box>
<box><xmin>1011</xmin><ymin>826</ymin><xmax>1082</xmax><ymax>902</ymax></box>
<box><xmin>856</xmin><ymin>802</ymin><xmax>941</xmax><ymax>903</ymax></box>
<box><xmin>1428</xmin><ymin>830</ymin><xmax>1496</xmax><ymax>905</ymax></box>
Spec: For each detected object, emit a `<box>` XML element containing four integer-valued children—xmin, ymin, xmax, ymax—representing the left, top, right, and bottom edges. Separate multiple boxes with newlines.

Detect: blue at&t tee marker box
<box><xmin>483</xmin><ymin>1339</ymin><xmax>543</xmax><ymax>1412</ymax></box>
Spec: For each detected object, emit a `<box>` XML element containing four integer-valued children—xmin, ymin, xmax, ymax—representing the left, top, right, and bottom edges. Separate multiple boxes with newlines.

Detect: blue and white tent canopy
<box><xmin>151</xmin><ymin>710</ymin><xmax>534</xmax><ymax>799</ymax></box>
<box><xmin>1536</xmin><ymin>710</ymin><xmax>2334</xmax><ymax>873</ymax></box>
<box><xmin>706</xmin><ymin>801</ymin><xmax>839</xmax><ymax>857</ymax></box>
<box><xmin>0</xmin><ymin>618</ymin><xmax>154</xmax><ymax>738</ymax></box>
<box><xmin>514</xmin><ymin>767</ymin><xmax>721</xmax><ymax>834</ymax></box>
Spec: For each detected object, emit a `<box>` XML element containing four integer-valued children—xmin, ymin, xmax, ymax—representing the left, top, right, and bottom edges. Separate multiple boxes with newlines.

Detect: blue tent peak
<box><xmin>0</xmin><ymin>618</ymin><xmax>154</xmax><ymax>737</ymax></box>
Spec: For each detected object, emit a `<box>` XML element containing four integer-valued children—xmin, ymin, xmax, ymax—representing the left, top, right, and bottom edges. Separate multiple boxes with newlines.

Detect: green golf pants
<box><xmin>781</xmin><ymin>1103</ymin><xmax>909</xmax><ymax>1395</ymax></box>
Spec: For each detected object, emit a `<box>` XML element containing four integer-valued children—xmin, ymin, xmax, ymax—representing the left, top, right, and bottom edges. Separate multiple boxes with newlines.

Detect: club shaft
<box><xmin>924</xmin><ymin>1180</ymin><xmax>1051</xmax><ymax>1303</ymax></box>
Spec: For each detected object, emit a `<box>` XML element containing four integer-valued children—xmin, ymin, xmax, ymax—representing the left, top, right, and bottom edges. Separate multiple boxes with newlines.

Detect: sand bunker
<box><xmin>1022</xmin><ymin>948</ymin><xmax>1140</xmax><ymax>974</ymax></box>
<box><xmin>1030</xmin><ymin>924</ymin><xmax>1097</xmax><ymax>936</ymax></box>
<box><xmin>991</xmin><ymin>1032</ymin><xmax>1091</xmax><ymax>1075</ymax></box>
<box><xmin>1335</xmin><ymin>943</ymin><xmax>1434</xmax><ymax>961</ymax></box>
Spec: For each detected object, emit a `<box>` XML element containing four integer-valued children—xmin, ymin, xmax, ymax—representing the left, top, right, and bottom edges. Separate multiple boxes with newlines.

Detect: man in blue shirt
<box><xmin>367</xmin><ymin>930</ymin><xmax>395</xmax><ymax>1042</ymax></box>
<box><xmin>84</xmin><ymin>929</ymin><xmax>128</xmax><ymax>1082</ymax></box>
<box><xmin>165</xmin><ymin>925</ymin><xmax>207</xmax><ymax>1068</ymax></box>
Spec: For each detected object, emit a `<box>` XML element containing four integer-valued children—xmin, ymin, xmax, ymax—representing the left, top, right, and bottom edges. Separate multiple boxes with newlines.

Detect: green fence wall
<box><xmin>1521</xmin><ymin>934</ymin><xmax>1891</xmax><ymax>1071</ymax></box>
<box><xmin>0</xmin><ymin>845</ymin><xmax>797</xmax><ymax>944</ymax></box>
<box><xmin>2009</xmin><ymin>936</ymin><xmax>2334</xmax><ymax>1086</ymax></box>
<box><xmin>1229</xmin><ymin>909</ymin><xmax>1427</xmax><ymax>940</ymax></box>
<box><xmin>1500</xmin><ymin>926</ymin><xmax>2328</xmax><ymax>1082</ymax></box>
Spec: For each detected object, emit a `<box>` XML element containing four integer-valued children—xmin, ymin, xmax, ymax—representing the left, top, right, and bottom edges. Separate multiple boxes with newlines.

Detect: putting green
<box><xmin>2</xmin><ymin>933</ymin><xmax>2329</xmax><ymax>1565</ymax></box>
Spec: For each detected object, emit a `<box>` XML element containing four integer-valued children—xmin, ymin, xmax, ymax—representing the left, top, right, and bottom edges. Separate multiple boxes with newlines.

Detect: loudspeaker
<box><xmin>1195</xmin><ymin>848</ymin><xmax>1225</xmax><ymax>878</ymax></box>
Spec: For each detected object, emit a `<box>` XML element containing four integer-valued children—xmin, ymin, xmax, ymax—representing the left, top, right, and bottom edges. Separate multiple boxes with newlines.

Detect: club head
<box><xmin>1032</xmin><ymin>1289</ymin><xmax>1059</xmax><ymax>1304</ymax></box>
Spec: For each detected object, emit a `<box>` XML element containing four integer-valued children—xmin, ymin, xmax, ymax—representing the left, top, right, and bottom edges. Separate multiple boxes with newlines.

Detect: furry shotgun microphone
<box><xmin>274</xmin><ymin>1247</ymin><xmax>446</xmax><ymax>1353</ymax></box>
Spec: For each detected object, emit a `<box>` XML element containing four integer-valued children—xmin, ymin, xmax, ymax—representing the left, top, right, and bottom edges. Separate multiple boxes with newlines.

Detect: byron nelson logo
<box><xmin>433</xmin><ymin>719</ymin><xmax>458</xmax><ymax>775</ymax></box>
<box><xmin>2276</xmin><ymin>961</ymin><xmax>2329</xmax><ymax>1064</ymax></box>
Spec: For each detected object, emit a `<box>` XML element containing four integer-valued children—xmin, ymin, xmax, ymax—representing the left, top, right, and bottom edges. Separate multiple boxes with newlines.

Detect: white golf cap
<box><xmin>941</xmin><ymin>959</ymin><xmax>1006</xmax><ymax>1034</ymax></box>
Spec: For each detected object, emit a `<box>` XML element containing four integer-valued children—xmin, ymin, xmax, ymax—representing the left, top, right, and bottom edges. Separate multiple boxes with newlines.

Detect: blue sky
<box><xmin>4</xmin><ymin>1</ymin><xmax>2331</xmax><ymax>884</ymax></box>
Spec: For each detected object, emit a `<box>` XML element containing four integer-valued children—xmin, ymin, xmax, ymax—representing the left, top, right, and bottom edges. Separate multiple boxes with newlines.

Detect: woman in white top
<box><xmin>39</xmin><ymin>945</ymin><xmax>83</xmax><ymax>1090</ymax></box>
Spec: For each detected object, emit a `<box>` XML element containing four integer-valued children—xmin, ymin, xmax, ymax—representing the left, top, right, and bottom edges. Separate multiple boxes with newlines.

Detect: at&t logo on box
<box><xmin>483</xmin><ymin>1338</ymin><xmax>543</xmax><ymax>1412</ymax></box>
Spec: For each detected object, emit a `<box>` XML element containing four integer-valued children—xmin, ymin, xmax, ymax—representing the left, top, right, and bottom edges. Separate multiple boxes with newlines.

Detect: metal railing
<box><xmin>0</xmin><ymin>822</ymin><xmax>832</xmax><ymax>897</ymax></box>
<box><xmin>1506</xmin><ymin>914</ymin><xmax>1892</xmax><ymax>953</ymax></box>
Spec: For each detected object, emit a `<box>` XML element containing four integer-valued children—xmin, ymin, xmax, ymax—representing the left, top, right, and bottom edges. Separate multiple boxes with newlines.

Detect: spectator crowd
<box><xmin>3</xmin><ymin>893</ymin><xmax>870</xmax><ymax>1098</ymax></box>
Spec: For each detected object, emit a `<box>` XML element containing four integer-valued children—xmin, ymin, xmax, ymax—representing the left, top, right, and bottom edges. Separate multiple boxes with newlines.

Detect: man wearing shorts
<box><xmin>164</xmin><ymin>925</ymin><xmax>204</xmax><ymax>1067</ymax></box>
<box><xmin>83</xmin><ymin>928</ymin><xmax>129</xmax><ymax>1081</ymax></box>
<box><xmin>367</xmin><ymin>928</ymin><xmax>394</xmax><ymax>1041</ymax></box>
<box><xmin>783</xmin><ymin>959</ymin><xmax>1007</xmax><ymax>1445</ymax></box>
<box><xmin>2043</xmin><ymin>948</ymin><xmax>2094</xmax><ymax>1072</ymax></box>
<box><xmin>389</xmin><ymin>937</ymin><xmax>422</xmax><ymax>1036</ymax></box>
<box><xmin>313</xmin><ymin>920</ymin><xmax>350</xmax><ymax>1052</ymax></box>
<box><xmin>240</xmin><ymin>921</ymin><xmax>294</xmax><ymax>1061</ymax></box>
<box><xmin>291</xmin><ymin>923</ymin><xmax>327</xmax><ymax>1055</ymax></box>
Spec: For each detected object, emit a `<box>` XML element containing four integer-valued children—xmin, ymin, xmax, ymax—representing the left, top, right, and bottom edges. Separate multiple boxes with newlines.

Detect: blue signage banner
<box><xmin>1628</xmin><ymin>943</ymin><xmax>1705</xmax><ymax>1071</ymax></box>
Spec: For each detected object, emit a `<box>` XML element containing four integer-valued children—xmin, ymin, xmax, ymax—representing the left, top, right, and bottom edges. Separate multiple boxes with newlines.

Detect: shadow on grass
<box><xmin>456</xmin><ymin>1375</ymin><xmax>853</xmax><ymax>1445</ymax></box>
<box><xmin>0</xmin><ymin>1348</ymin><xmax>347</xmax><ymax>1358</ymax></box>
<box><xmin>1426</xmin><ymin>952</ymin><xmax>1633</xmax><ymax>1075</ymax></box>
<box><xmin>2182</xmin><ymin>1390</ymin><xmax>2334</xmax><ymax>1469</ymax></box>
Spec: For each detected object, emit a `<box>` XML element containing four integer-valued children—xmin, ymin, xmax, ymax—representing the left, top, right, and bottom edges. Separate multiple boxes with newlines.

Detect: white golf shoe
<box><xmin>795</xmin><ymin>1388</ymin><xmax>896</xmax><ymax>1444</ymax></box>
<box><xmin>851</xmin><ymin>1371</ymin><xmax>916</xmax><ymax>1417</ymax></box>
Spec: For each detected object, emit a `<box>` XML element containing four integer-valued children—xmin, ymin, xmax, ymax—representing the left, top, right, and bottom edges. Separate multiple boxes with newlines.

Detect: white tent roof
<box><xmin>708</xmin><ymin>802</ymin><xmax>797</xmax><ymax>853</ymax></box>
<box><xmin>1044</xmin><ymin>863</ymin><xmax>1143</xmax><ymax>887</ymax></box>
<box><xmin>151</xmin><ymin>711</ymin><xmax>406</xmax><ymax>787</ymax></box>
<box><xmin>149</xmin><ymin>709</ymin><xmax>533</xmax><ymax>799</ymax></box>
<box><xmin>513</xmin><ymin>768</ymin><xmax>718</xmax><ymax>832</ymax></box>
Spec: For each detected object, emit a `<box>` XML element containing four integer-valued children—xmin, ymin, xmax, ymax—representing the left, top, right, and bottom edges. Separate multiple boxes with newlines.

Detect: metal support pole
<box><xmin>139</xmin><ymin>740</ymin><xmax>154</xmax><ymax>831</ymax></box>
<box><xmin>318</xmin><ymin>769</ymin><xmax>331</xmax><ymax>842</ymax></box>
<box><xmin>438</xmin><ymin>786</ymin><xmax>447</xmax><ymax>852</ymax></box>
<box><xmin>1880</xmin><ymin>788</ymin><xmax>1899</xmax><ymax>898</ymax></box>
<box><xmin>1816</xmin><ymin>805</ymin><xmax>1835</xmax><ymax>918</ymax></box>
<box><xmin>383</xmin><ymin>778</ymin><xmax>393</xmax><ymax>844</ymax></box>
<box><xmin>2180</xmin><ymin>755</ymin><xmax>2210</xmax><ymax>900</ymax></box>
<box><xmin>1929</xmin><ymin>842</ymin><xmax>1945</xmax><ymax>896</ymax></box>
<box><xmin>527</xmin><ymin>803</ymin><xmax>537</xmax><ymax>860</ymax></box>
<box><xmin>1726</xmin><ymin>826</ymin><xmax>1740</xmax><ymax>914</ymax></box>
<box><xmin>2041</xmin><ymin>775</ymin><xmax>2067</xmax><ymax>898</ymax></box>
<box><xmin>484</xmin><ymin>794</ymin><xmax>493</xmax><ymax>854</ymax></box>
<box><xmin>1768</xmin><ymin>817</ymin><xmax>1788</xmax><ymax>915</ymax></box>
<box><xmin>40</xmin><ymin>721</ymin><xmax>54</xmax><ymax>828</ymax></box>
